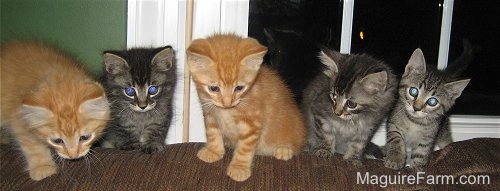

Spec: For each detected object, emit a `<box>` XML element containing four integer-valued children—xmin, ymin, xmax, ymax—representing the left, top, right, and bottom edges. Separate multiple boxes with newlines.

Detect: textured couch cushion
<box><xmin>1</xmin><ymin>138</ymin><xmax>498</xmax><ymax>190</ymax></box>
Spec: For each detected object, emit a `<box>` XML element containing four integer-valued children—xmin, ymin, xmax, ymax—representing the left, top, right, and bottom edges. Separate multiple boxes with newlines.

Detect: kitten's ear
<box><xmin>404</xmin><ymin>48</ymin><xmax>426</xmax><ymax>77</ymax></box>
<box><xmin>152</xmin><ymin>47</ymin><xmax>175</xmax><ymax>71</ymax></box>
<box><xmin>104</xmin><ymin>53</ymin><xmax>129</xmax><ymax>75</ymax></box>
<box><xmin>19</xmin><ymin>104</ymin><xmax>53</xmax><ymax>128</ymax></box>
<box><xmin>187</xmin><ymin>39</ymin><xmax>214</xmax><ymax>72</ymax></box>
<box><xmin>318</xmin><ymin>51</ymin><xmax>339</xmax><ymax>77</ymax></box>
<box><xmin>79</xmin><ymin>96</ymin><xmax>110</xmax><ymax>120</ymax></box>
<box><xmin>186</xmin><ymin>51</ymin><xmax>212</xmax><ymax>73</ymax></box>
<box><xmin>444</xmin><ymin>79</ymin><xmax>470</xmax><ymax>101</ymax></box>
<box><xmin>359</xmin><ymin>71</ymin><xmax>388</xmax><ymax>94</ymax></box>
<box><xmin>242</xmin><ymin>49</ymin><xmax>267</xmax><ymax>71</ymax></box>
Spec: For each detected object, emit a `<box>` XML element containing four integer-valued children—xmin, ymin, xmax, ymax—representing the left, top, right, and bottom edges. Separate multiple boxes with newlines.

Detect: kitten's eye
<box><xmin>52</xmin><ymin>138</ymin><xmax>64</xmax><ymax>145</ymax></box>
<box><xmin>409</xmin><ymin>87</ymin><xmax>419</xmax><ymax>97</ymax></box>
<box><xmin>79</xmin><ymin>135</ymin><xmax>92</xmax><ymax>142</ymax></box>
<box><xmin>234</xmin><ymin>85</ymin><xmax>245</xmax><ymax>92</ymax></box>
<box><xmin>426</xmin><ymin>97</ymin><xmax>439</xmax><ymax>106</ymax></box>
<box><xmin>346</xmin><ymin>100</ymin><xmax>357</xmax><ymax>109</ymax></box>
<box><xmin>124</xmin><ymin>87</ymin><xmax>136</xmax><ymax>97</ymax></box>
<box><xmin>148</xmin><ymin>85</ymin><xmax>159</xmax><ymax>95</ymax></box>
<box><xmin>208</xmin><ymin>86</ymin><xmax>220</xmax><ymax>93</ymax></box>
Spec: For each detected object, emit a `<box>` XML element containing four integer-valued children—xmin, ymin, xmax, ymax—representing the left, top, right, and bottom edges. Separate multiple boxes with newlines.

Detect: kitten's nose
<box><xmin>413</xmin><ymin>105</ymin><xmax>422</xmax><ymax>112</ymax></box>
<box><xmin>139</xmin><ymin>105</ymin><xmax>147</xmax><ymax>110</ymax></box>
<box><xmin>333</xmin><ymin>107</ymin><xmax>343</xmax><ymax>116</ymax></box>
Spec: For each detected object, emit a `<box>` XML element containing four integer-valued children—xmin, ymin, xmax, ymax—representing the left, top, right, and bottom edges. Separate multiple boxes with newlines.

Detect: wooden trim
<box><xmin>183</xmin><ymin>0</ymin><xmax>194</xmax><ymax>142</ymax></box>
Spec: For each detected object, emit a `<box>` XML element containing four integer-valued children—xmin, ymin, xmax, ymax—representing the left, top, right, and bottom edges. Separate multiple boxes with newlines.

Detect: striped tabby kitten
<box><xmin>384</xmin><ymin>49</ymin><xmax>470</xmax><ymax>171</ymax></box>
<box><xmin>99</xmin><ymin>46</ymin><xmax>176</xmax><ymax>154</ymax></box>
<box><xmin>302</xmin><ymin>48</ymin><xmax>397</xmax><ymax>165</ymax></box>
<box><xmin>187</xmin><ymin>34</ymin><xmax>306</xmax><ymax>182</ymax></box>
<box><xmin>1</xmin><ymin>42</ymin><xmax>110</xmax><ymax>180</ymax></box>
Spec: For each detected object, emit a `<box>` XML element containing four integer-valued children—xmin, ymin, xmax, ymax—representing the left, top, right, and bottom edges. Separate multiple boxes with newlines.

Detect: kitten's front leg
<box><xmin>227</xmin><ymin>121</ymin><xmax>260</xmax><ymax>182</ymax></box>
<box><xmin>309</xmin><ymin>116</ymin><xmax>336</xmax><ymax>159</ymax></box>
<box><xmin>343</xmin><ymin>136</ymin><xmax>368</xmax><ymax>167</ymax></box>
<box><xmin>141</xmin><ymin>124</ymin><xmax>168</xmax><ymax>154</ymax></box>
<box><xmin>384</xmin><ymin>122</ymin><xmax>407</xmax><ymax>170</ymax></box>
<box><xmin>409</xmin><ymin>139</ymin><xmax>434</xmax><ymax>171</ymax></box>
<box><xmin>16</xmin><ymin>132</ymin><xmax>57</xmax><ymax>181</ymax></box>
<box><xmin>197</xmin><ymin>115</ymin><xmax>225</xmax><ymax>163</ymax></box>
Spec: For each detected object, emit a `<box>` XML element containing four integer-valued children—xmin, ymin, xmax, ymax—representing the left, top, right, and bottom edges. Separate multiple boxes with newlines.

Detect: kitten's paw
<box><xmin>29</xmin><ymin>164</ymin><xmax>57</xmax><ymax>181</ymax></box>
<box><xmin>197</xmin><ymin>147</ymin><xmax>223</xmax><ymax>163</ymax></box>
<box><xmin>346</xmin><ymin>158</ymin><xmax>363</xmax><ymax>167</ymax></box>
<box><xmin>227</xmin><ymin>164</ymin><xmax>251</xmax><ymax>182</ymax></box>
<box><xmin>120</xmin><ymin>143</ymin><xmax>141</xmax><ymax>151</ymax></box>
<box><xmin>313</xmin><ymin>148</ymin><xmax>333</xmax><ymax>159</ymax></box>
<box><xmin>273</xmin><ymin>146</ymin><xmax>294</xmax><ymax>160</ymax></box>
<box><xmin>409</xmin><ymin>161</ymin><xmax>426</xmax><ymax>172</ymax></box>
<box><xmin>142</xmin><ymin>142</ymin><xmax>166</xmax><ymax>154</ymax></box>
<box><xmin>384</xmin><ymin>155</ymin><xmax>406</xmax><ymax>170</ymax></box>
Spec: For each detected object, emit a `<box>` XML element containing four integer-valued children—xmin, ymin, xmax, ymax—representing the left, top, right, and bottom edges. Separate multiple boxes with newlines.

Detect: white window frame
<box><xmin>128</xmin><ymin>0</ymin><xmax>499</xmax><ymax>145</ymax></box>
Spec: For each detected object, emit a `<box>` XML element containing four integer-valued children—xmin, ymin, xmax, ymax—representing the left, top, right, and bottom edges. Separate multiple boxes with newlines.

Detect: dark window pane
<box><xmin>448</xmin><ymin>0</ymin><xmax>500</xmax><ymax>115</ymax></box>
<box><xmin>248</xmin><ymin>0</ymin><xmax>343</xmax><ymax>102</ymax></box>
<box><xmin>249</xmin><ymin>0</ymin><xmax>342</xmax><ymax>49</ymax></box>
<box><xmin>351</xmin><ymin>0</ymin><xmax>443</xmax><ymax>74</ymax></box>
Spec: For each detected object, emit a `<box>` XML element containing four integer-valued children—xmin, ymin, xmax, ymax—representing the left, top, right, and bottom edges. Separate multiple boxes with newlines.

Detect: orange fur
<box><xmin>187</xmin><ymin>34</ymin><xmax>306</xmax><ymax>182</ymax></box>
<box><xmin>0</xmin><ymin>42</ymin><xmax>110</xmax><ymax>181</ymax></box>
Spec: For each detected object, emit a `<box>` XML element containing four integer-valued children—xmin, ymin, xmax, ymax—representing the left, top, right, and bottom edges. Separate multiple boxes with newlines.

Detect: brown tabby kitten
<box><xmin>0</xmin><ymin>42</ymin><xmax>110</xmax><ymax>181</ymax></box>
<box><xmin>187</xmin><ymin>34</ymin><xmax>306</xmax><ymax>182</ymax></box>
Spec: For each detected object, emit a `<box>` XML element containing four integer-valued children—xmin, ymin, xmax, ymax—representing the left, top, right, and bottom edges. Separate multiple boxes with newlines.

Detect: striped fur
<box><xmin>187</xmin><ymin>34</ymin><xmax>306</xmax><ymax>182</ymax></box>
<box><xmin>99</xmin><ymin>46</ymin><xmax>176</xmax><ymax>154</ymax></box>
<box><xmin>384</xmin><ymin>49</ymin><xmax>470</xmax><ymax>171</ymax></box>
<box><xmin>0</xmin><ymin>42</ymin><xmax>110</xmax><ymax>180</ymax></box>
<box><xmin>302</xmin><ymin>48</ymin><xmax>398</xmax><ymax>165</ymax></box>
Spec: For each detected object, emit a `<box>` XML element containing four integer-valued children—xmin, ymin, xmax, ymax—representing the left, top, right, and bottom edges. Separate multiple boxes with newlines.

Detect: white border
<box><xmin>340</xmin><ymin>0</ymin><xmax>354</xmax><ymax>54</ymax></box>
<box><xmin>437</xmin><ymin>0</ymin><xmax>455</xmax><ymax>70</ymax></box>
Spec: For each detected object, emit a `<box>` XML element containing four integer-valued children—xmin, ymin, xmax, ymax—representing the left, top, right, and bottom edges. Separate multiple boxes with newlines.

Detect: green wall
<box><xmin>1</xmin><ymin>0</ymin><xmax>127</xmax><ymax>76</ymax></box>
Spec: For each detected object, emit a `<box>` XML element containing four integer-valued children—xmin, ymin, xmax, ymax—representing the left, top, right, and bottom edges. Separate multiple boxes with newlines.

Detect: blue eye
<box><xmin>427</xmin><ymin>97</ymin><xmax>438</xmax><ymax>106</ymax></box>
<box><xmin>124</xmin><ymin>87</ymin><xmax>136</xmax><ymax>97</ymax></box>
<box><xmin>409</xmin><ymin>87</ymin><xmax>419</xmax><ymax>97</ymax></box>
<box><xmin>148</xmin><ymin>85</ymin><xmax>159</xmax><ymax>95</ymax></box>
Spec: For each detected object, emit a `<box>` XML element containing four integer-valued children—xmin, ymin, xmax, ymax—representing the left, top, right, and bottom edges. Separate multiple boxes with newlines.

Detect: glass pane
<box><xmin>249</xmin><ymin>0</ymin><xmax>342</xmax><ymax>49</ymax></box>
<box><xmin>351</xmin><ymin>0</ymin><xmax>443</xmax><ymax>74</ymax></box>
<box><xmin>248</xmin><ymin>0</ymin><xmax>342</xmax><ymax>101</ymax></box>
<box><xmin>448</xmin><ymin>0</ymin><xmax>500</xmax><ymax>115</ymax></box>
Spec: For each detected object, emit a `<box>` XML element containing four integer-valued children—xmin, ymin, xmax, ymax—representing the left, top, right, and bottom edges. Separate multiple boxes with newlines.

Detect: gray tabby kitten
<box><xmin>99</xmin><ymin>46</ymin><xmax>176</xmax><ymax>154</ymax></box>
<box><xmin>384</xmin><ymin>48</ymin><xmax>470</xmax><ymax>171</ymax></box>
<box><xmin>302</xmin><ymin>48</ymin><xmax>398</xmax><ymax>165</ymax></box>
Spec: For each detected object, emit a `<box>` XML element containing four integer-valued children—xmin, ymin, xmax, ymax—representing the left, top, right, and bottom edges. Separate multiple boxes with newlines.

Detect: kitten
<box><xmin>384</xmin><ymin>48</ymin><xmax>470</xmax><ymax>171</ymax></box>
<box><xmin>187</xmin><ymin>34</ymin><xmax>306</xmax><ymax>182</ymax></box>
<box><xmin>98</xmin><ymin>46</ymin><xmax>176</xmax><ymax>154</ymax></box>
<box><xmin>302</xmin><ymin>48</ymin><xmax>398</xmax><ymax>165</ymax></box>
<box><xmin>0</xmin><ymin>42</ymin><xmax>110</xmax><ymax>181</ymax></box>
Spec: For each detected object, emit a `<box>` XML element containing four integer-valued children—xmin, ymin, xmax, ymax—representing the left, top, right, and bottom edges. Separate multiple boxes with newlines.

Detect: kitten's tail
<box><xmin>446</xmin><ymin>39</ymin><xmax>477</xmax><ymax>79</ymax></box>
<box><xmin>365</xmin><ymin>142</ymin><xmax>384</xmax><ymax>160</ymax></box>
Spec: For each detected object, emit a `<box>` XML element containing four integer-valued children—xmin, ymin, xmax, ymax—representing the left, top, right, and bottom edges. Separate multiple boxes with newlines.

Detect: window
<box><xmin>248</xmin><ymin>0</ymin><xmax>499</xmax><ymax>143</ymax></box>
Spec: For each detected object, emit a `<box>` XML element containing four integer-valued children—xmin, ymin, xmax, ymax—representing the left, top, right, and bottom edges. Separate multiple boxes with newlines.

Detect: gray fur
<box><xmin>99</xmin><ymin>46</ymin><xmax>177</xmax><ymax>154</ymax></box>
<box><xmin>302</xmin><ymin>48</ymin><xmax>398</xmax><ymax>165</ymax></box>
<box><xmin>384</xmin><ymin>48</ymin><xmax>470</xmax><ymax>171</ymax></box>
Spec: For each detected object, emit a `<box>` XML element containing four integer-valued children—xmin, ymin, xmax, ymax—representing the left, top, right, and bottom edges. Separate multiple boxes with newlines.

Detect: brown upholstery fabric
<box><xmin>1</xmin><ymin>138</ymin><xmax>498</xmax><ymax>190</ymax></box>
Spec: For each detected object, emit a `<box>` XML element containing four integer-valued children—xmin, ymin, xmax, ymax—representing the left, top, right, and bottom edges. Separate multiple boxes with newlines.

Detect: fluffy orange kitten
<box><xmin>0</xmin><ymin>42</ymin><xmax>110</xmax><ymax>181</ymax></box>
<box><xmin>187</xmin><ymin>34</ymin><xmax>306</xmax><ymax>182</ymax></box>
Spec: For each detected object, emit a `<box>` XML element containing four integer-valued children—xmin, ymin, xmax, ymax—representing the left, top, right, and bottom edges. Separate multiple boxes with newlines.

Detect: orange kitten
<box><xmin>0</xmin><ymin>42</ymin><xmax>110</xmax><ymax>181</ymax></box>
<box><xmin>187</xmin><ymin>34</ymin><xmax>306</xmax><ymax>182</ymax></box>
